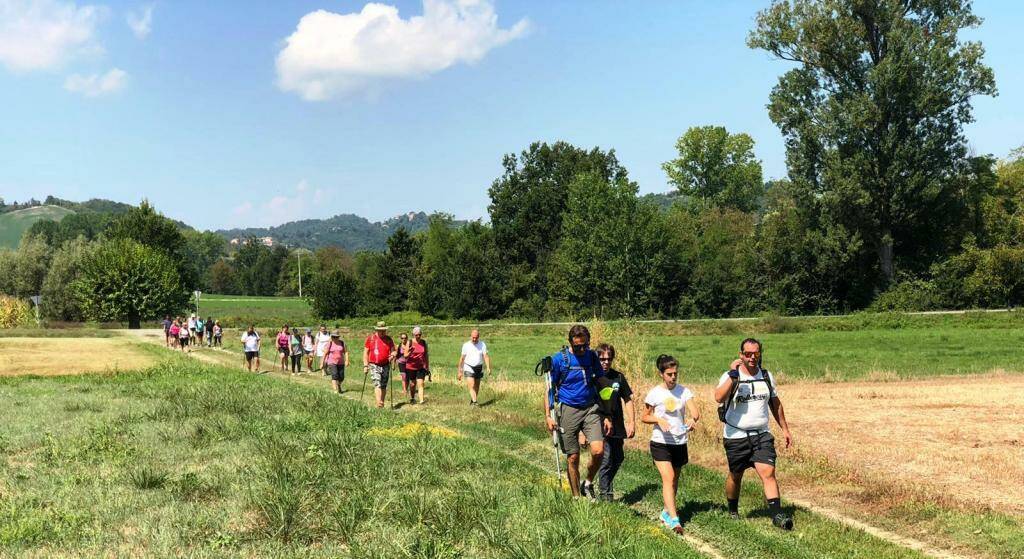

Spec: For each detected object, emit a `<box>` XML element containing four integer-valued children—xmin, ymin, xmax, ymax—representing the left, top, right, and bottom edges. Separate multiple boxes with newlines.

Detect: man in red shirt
<box><xmin>363</xmin><ymin>321</ymin><xmax>397</xmax><ymax>408</ymax></box>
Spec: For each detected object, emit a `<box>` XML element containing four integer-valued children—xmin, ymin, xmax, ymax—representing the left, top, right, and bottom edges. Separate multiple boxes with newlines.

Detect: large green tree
<box><xmin>662</xmin><ymin>125</ymin><xmax>765</xmax><ymax>212</ymax></box>
<box><xmin>41</xmin><ymin>237</ymin><xmax>97</xmax><ymax>321</ymax></box>
<box><xmin>487</xmin><ymin>142</ymin><xmax>630</xmax><ymax>313</ymax></box>
<box><xmin>749</xmin><ymin>0</ymin><xmax>997</xmax><ymax>286</ymax></box>
<box><xmin>106</xmin><ymin>200</ymin><xmax>196</xmax><ymax>288</ymax></box>
<box><xmin>75</xmin><ymin>238</ymin><xmax>188</xmax><ymax>328</ymax></box>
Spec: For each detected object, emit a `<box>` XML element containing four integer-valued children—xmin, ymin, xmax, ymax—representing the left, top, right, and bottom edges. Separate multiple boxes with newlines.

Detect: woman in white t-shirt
<box><xmin>641</xmin><ymin>354</ymin><xmax>700</xmax><ymax>535</ymax></box>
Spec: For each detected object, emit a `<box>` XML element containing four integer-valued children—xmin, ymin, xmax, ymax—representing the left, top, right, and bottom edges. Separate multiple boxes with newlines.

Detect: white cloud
<box><xmin>0</xmin><ymin>0</ymin><xmax>106</xmax><ymax>72</ymax></box>
<box><xmin>230</xmin><ymin>181</ymin><xmax>331</xmax><ymax>227</ymax></box>
<box><xmin>276</xmin><ymin>0</ymin><xmax>528</xmax><ymax>101</ymax></box>
<box><xmin>63</xmin><ymin>66</ymin><xmax>126</xmax><ymax>96</ymax></box>
<box><xmin>125</xmin><ymin>3</ymin><xmax>152</xmax><ymax>39</ymax></box>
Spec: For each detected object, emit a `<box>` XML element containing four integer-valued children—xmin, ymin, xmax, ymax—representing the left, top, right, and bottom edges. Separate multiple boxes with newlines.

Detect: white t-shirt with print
<box><xmin>716</xmin><ymin>368</ymin><xmax>777</xmax><ymax>439</ymax></box>
<box><xmin>315</xmin><ymin>332</ymin><xmax>332</xmax><ymax>356</ymax></box>
<box><xmin>461</xmin><ymin>340</ymin><xmax>487</xmax><ymax>372</ymax></box>
<box><xmin>644</xmin><ymin>384</ymin><xmax>693</xmax><ymax>445</ymax></box>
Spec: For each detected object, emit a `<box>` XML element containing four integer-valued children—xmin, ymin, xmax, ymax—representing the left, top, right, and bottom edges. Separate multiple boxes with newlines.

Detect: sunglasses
<box><xmin>741</xmin><ymin>351</ymin><xmax>760</xmax><ymax>358</ymax></box>
<box><xmin>598</xmin><ymin>357</ymin><xmax>612</xmax><ymax>362</ymax></box>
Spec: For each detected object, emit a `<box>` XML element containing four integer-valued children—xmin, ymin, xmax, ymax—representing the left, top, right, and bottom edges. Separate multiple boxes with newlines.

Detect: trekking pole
<box><xmin>360</xmin><ymin>369</ymin><xmax>368</xmax><ymax>403</ymax></box>
<box><xmin>535</xmin><ymin>356</ymin><xmax>565</xmax><ymax>491</ymax></box>
<box><xmin>389</xmin><ymin>365</ymin><xmax>395</xmax><ymax>410</ymax></box>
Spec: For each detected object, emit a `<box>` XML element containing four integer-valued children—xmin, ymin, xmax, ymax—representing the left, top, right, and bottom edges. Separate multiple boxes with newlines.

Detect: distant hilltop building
<box><xmin>229</xmin><ymin>237</ymin><xmax>274</xmax><ymax>247</ymax></box>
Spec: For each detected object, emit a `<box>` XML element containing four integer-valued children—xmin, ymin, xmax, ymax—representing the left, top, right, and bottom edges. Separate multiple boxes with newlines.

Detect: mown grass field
<box><xmin>0</xmin><ymin>205</ymin><xmax>74</xmax><ymax>248</ymax></box>
<box><xmin>197</xmin><ymin>294</ymin><xmax>314</xmax><ymax>327</ymax></box>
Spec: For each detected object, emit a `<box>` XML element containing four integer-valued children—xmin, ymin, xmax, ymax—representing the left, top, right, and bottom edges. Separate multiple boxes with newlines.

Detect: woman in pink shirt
<box><xmin>276</xmin><ymin>325</ymin><xmax>291</xmax><ymax>372</ymax></box>
<box><xmin>324</xmin><ymin>330</ymin><xmax>349</xmax><ymax>394</ymax></box>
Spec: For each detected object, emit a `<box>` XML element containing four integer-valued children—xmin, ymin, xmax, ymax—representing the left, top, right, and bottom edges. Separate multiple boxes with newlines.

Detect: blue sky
<box><xmin>1</xmin><ymin>0</ymin><xmax>1021</xmax><ymax>231</ymax></box>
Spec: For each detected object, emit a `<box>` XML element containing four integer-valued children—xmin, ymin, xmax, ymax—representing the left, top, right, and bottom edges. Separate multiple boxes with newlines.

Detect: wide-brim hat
<box><xmin>374</xmin><ymin>321</ymin><xmax>388</xmax><ymax>331</ymax></box>
<box><xmin>331</xmin><ymin>329</ymin><xmax>341</xmax><ymax>338</ymax></box>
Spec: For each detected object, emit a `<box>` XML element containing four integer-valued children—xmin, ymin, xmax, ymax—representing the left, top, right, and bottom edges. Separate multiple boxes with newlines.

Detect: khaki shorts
<box><xmin>369</xmin><ymin>363</ymin><xmax>390</xmax><ymax>388</ymax></box>
<box><xmin>557</xmin><ymin>403</ymin><xmax>603</xmax><ymax>455</ymax></box>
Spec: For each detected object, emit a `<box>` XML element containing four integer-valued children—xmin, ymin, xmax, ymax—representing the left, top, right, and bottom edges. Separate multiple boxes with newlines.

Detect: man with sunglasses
<box><xmin>593</xmin><ymin>343</ymin><xmax>635</xmax><ymax>501</ymax></box>
<box><xmin>543</xmin><ymin>325</ymin><xmax>611</xmax><ymax>500</ymax></box>
<box><xmin>714</xmin><ymin>338</ymin><xmax>794</xmax><ymax>530</ymax></box>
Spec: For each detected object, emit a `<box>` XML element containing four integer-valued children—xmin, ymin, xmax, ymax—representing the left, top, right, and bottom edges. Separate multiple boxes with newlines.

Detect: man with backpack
<box><xmin>714</xmin><ymin>338</ymin><xmax>794</xmax><ymax>530</ymax></box>
<box><xmin>542</xmin><ymin>324</ymin><xmax>611</xmax><ymax>499</ymax></box>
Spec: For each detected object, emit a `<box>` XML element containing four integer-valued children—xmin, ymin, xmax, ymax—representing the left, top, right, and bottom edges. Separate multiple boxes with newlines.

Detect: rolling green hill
<box><xmin>0</xmin><ymin>205</ymin><xmax>75</xmax><ymax>248</ymax></box>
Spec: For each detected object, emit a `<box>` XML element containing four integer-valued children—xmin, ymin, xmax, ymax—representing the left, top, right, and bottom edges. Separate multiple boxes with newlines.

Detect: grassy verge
<box><xmin>0</xmin><ymin>359</ymin><xmax>707</xmax><ymax>558</ymax></box>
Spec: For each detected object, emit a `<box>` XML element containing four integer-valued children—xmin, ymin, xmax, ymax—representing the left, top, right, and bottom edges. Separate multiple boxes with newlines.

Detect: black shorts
<box><xmin>245</xmin><ymin>350</ymin><xmax>259</xmax><ymax>361</ymax></box>
<box><xmin>464</xmin><ymin>364</ymin><xmax>484</xmax><ymax>379</ymax></box>
<box><xmin>328</xmin><ymin>364</ymin><xmax>345</xmax><ymax>381</ymax></box>
<box><xmin>398</xmin><ymin>362</ymin><xmax>408</xmax><ymax>374</ymax></box>
<box><xmin>650</xmin><ymin>441</ymin><xmax>688</xmax><ymax>468</ymax></box>
<box><xmin>179</xmin><ymin>337</ymin><xmax>189</xmax><ymax>346</ymax></box>
<box><xmin>724</xmin><ymin>432</ymin><xmax>777</xmax><ymax>473</ymax></box>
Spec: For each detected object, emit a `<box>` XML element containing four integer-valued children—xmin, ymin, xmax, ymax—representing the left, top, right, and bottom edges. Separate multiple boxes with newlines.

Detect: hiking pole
<box><xmin>389</xmin><ymin>366</ymin><xmax>395</xmax><ymax>411</ymax></box>
<box><xmin>536</xmin><ymin>356</ymin><xmax>565</xmax><ymax>491</ymax></box>
<box><xmin>360</xmin><ymin>369</ymin><xmax>368</xmax><ymax>403</ymax></box>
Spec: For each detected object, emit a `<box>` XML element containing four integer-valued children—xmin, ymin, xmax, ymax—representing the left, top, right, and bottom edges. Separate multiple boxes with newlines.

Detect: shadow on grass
<box><xmin>678</xmin><ymin>499</ymin><xmax>721</xmax><ymax>524</ymax></box>
<box><xmin>622</xmin><ymin>483</ymin><xmax>659</xmax><ymax>505</ymax></box>
<box><xmin>478</xmin><ymin>398</ymin><xmax>497</xmax><ymax>407</ymax></box>
<box><xmin>746</xmin><ymin>503</ymin><xmax>798</xmax><ymax>520</ymax></box>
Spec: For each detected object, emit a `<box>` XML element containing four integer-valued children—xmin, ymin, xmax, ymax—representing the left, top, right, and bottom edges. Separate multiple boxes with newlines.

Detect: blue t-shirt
<box><xmin>548</xmin><ymin>349</ymin><xmax>602</xmax><ymax>407</ymax></box>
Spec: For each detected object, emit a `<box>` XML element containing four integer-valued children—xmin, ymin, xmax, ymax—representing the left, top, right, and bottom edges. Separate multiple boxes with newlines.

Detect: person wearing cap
<box><xmin>363</xmin><ymin>321</ymin><xmax>397</xmax><ymax>408</ymax></box>
<box><xmin>405</xmin><ymin>326</ymin><xmax>430</xmax><ymax>404</ymax></box>
<box><xmin>457</xmin><ymin>329</ymin><xmax>491</xmax><ymax>406</ymax></box>
<box><xmin>324</xmin><ymin>329</ymin><xmax>349</xmax><ymax>394</ymax></box>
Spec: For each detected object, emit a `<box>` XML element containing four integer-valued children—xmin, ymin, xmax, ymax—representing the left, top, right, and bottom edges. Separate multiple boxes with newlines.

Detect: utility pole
<box><xmin>297</xmin><ymin>250</ymin><xmax>303</xmax><ymax>298</ymax></box>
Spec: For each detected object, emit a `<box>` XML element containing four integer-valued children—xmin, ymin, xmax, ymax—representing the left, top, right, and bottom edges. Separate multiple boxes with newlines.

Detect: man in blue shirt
<box><xmin>543</xmin><ymin>324</ymin><xmax>611</xmax><ymax>499</ymax></box>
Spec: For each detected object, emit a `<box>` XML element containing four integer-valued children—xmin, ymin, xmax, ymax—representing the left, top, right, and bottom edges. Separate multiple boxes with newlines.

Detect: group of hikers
<box><xmin>543</xmin><ymin>324</ymin><xmax>794</xmax><ymax>535</ymax></box>
<box><xmin>226</xmin><ymin>318</ymin><xmax>791</xmax><ymax>536</ymax></box>
<box><xmin>161</xmin><ymin>314</ymin><xmax>222</xmax><ymax>351</ymax></box>
<box><xmin>236</xmin><ymin>321</ymin><xmax>490</xmax><ymax>408</ymax></box>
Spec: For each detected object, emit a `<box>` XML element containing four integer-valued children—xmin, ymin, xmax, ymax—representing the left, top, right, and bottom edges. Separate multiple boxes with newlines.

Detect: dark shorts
<box><xmin>407</xmin><ymin>369</ymin><xmax>428</xmax><ymax>380</ymax></box>
<box><xmin>724</xmin><ymin>432</ymin><xmax>777</xmax><ymax>473</ymax></box>
<box><xmin>464</xmin><ymin>364</ymin><xmax>484</xmax><ymax>379</ymax></box>
<box><xmin>650</xmin><ymin>441</ymin><xmax>689</xmax><ymax>468</ymax></box>
<box><xmin>179</xmin><ymin>337</ymin><xmax>189</xmax><ymax>346</ymax></box>
<box><xmin>328</xmin><ymin>364</ymin><xmax>345</xmax><ymax>382</ymax></box>
<box><xmin>398</xmin><ymin>362</ymin><xmax>408</xmax><ymax>374</ymax></box>
<box><xmin>245</xmin><ymin>350</ymin><xmax>259</xmax><ymax>361</ymax></box>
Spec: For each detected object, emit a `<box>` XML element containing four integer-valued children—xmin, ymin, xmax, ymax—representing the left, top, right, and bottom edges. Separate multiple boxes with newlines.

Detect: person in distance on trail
<box><xmin>594</xmin><ymin>343</ymin><xmax>635</xmax><ymax>501</ymax></box>
<box><xmin>396</xmin><ymin>332</ymin><xmax>413</xmax><ymax>401</ymax></box>
<box><xmin>289</xmin><ymin>327</ymin><xmax>304</xmax><ymax>374</ymax></box>
<box><xmin>714</xmin><ymin>338</ymin><xmax>794</xmax><ymax>530</ymax></box>
<box><xmin>457</xmin><ymin>329</ymin><xmax>491</xmax><ymax>406</ymax></box>
<box><xmin>324</xmin><ymin>329</ymin><xmax>349</xmax><ymax>394</ymax></box>
<box><xmin>168</xmin><ymin>318</ymin><xmax>181</xmax><ymax>350</ymax></box>
<box><xmin>301</xmin><ymin>328</ymin><xmax>316</xmax><ymax>371</ymax></box>
<box><xmin>314</xmin><ymin>324</ymin><xmax>332</xmax><ymax>374</ymax></box>
<box><xmin>205</xmin><ymin>316</ymin><xmax>214</xmax><ymax>347</ymax></box>
<box><xmin>363</xmin><ymin>321</ymin><xmax>397</xmax><ymax>408</ymax></box>
<box><xmin>642</xmin><ymin>354</ymin><xmax>699</xmax><ymax>535</ymax></box>
<box><xmin>276</xmin><ymin>325</ymin><xmax>292</xmax><ymax>372</ymax></box>
<box><xmin>178</xmin><ymin>317</ymin><xmax>192</xmax><ymax>352</ymax></box>
<box><xmin>241</xmin><ymin>325</ymin><xmax>261</xmax><ymax>372</ymax></box>
<box><xmin>195</xmin><ymin>316</ymin><xmax>206</xmax><ymax>347</ymax></box>
<box><xmin>543</xmin><ymin>324</ymin><xmax>611</xmax><ymax>499</ymax></box>
<box><xmin>212</xmin><ymin>320</ymin><xmax>222</xmax><ymax>347</ymax></box>
<box><xmin>161</xmin><ymin>315</ymin><xmax>172</xmax><ymax>348</ymax></box>
<box><xmin>188</xmin><ymin>314</ymin><xmax>197</xmax><ymax>345</ymax></box>
<box><xmin>405</xmin><ymin>326</ymin><xmax>430</xmax><ymax>404</ymax></box>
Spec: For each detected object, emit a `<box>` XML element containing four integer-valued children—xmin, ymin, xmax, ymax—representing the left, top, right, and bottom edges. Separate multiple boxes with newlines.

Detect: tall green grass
<box><xmin>0</xmin><ymin>359</ymin><xmax>705</xmax><ymax>558</ymax></box>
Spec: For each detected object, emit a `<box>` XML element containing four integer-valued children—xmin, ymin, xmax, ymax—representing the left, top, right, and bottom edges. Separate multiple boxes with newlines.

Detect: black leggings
<box><xmin>290</xmin><ymin>354</ymin><xmax>302</xmax><ymax>372</ymax></box>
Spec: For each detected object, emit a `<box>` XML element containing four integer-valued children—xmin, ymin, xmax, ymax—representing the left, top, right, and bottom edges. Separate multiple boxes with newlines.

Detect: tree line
<box><xmin>1</xmin><ymin>0</ymin><xmax>1021</xmax><ymax>324</ymax></box>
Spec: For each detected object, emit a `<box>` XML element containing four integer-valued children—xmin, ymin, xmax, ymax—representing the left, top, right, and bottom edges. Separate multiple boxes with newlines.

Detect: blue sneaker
<box><xmin>659</xmin><ymin>510</ymin><xmax>673</xmax><ymax>527</ymax></box>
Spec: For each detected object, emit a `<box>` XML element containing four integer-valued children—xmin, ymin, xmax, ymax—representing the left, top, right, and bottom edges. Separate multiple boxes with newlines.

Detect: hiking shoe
<box><xmin>728</xmin><ymin>511</ymin><xmax>741</xmax><ymax>520</ymax></box>
<box><xmin>772</xmin><ymin>512</ymin><xmax>794</xmax><ymax>531</ymax></box>
<box><xmin>579</xmin><ymin>481</ymin><xmax>596</xmax><ymax>501</ymax></box>
<box><xmin>469</xmin><ymin>400</ymin><xmax>478</xmax><ymax>406</ymax></box>
<box><xmin>659</xmin><ymin>510</ymin><xmax>673</xmax><ymax>527</ymax></box>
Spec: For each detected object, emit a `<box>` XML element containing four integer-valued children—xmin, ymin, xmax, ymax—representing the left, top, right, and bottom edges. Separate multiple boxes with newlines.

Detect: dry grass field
<box><xmin>0</xmin><ymin>337</ymin><xmax>155</xmax><ymax>376</ymax></box>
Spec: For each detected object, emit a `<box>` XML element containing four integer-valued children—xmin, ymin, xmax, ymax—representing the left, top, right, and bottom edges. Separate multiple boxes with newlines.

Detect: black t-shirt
<box><xmin>595</xmin><ymin>369</ymin><xmax>633</xmax><ymax>438</ymax></box>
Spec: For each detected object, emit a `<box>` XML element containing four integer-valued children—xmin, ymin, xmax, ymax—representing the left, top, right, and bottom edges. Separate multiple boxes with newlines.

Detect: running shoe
<box><xmin>772</xmin><ymin>512</ymin><xmax>794</xmax><ymax>531</ymax></box>
<box><xmin>659</xmin><ymin>510</ymin><xmax>673</xmax><ymax>527</ymax></box>
<box><xmin>579</xmin><ymin>480</ymin><xmax>596</xmax><ymax>501</ymax></box>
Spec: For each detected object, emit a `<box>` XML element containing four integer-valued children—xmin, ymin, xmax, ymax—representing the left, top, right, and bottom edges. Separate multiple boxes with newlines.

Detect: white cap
<box><xmin>412</xmin><ymin>326</ymin><xmax>422</xmax><ymax>335</ymax></box>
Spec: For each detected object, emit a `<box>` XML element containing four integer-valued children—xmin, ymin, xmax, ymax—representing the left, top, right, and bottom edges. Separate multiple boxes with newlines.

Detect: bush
<box><xmin>932</xmin><ymin>246</ymin><xmax>1024</xmax><ymax>309</ymax></box>
<box><xmin>871</xmin><ymin>279</ymin><xmax>945</xmax><ymax>312</ymax></box>
<box><xmin>0</xmin><ymin>296</ymin><xmax>33</xmax><ymax>328</ymax></box>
